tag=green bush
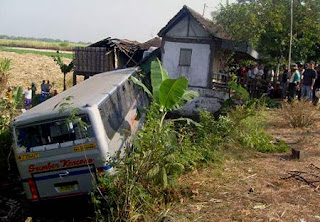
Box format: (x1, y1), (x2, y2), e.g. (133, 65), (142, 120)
(92, 98), (287, 221)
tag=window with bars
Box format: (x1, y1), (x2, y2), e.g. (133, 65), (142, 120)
(179, 48), (192, 66)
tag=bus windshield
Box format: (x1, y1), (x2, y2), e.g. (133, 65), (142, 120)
(15, 115), (93, 153)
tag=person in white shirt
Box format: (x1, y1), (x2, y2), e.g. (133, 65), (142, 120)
(256, 64), (264, 80)
(249, 64), (258, 78)
(24, 87), (32, 109)
(268, 68), (275, 82)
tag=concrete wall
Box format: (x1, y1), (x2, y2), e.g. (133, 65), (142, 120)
(162, 41), (211, 88)
(174, 87), (229, 116)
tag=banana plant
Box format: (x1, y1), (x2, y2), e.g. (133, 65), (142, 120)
(52, 51), (74, 91)
(130, 58), (199, 127)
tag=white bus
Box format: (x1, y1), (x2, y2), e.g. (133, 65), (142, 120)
(11, 67), (147, 201)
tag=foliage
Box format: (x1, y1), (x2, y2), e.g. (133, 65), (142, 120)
(52, 51), (74, 91)
(92, 59), (287, 220)
(214, 0), (320, 63)
(130, 58), (199, 127)
(92, 104), (185, 221)
(92, 97), (288, 220)
(220, 75), (250, 115)
(281, 100), (317, 128)
(229, 75), (249, 100)
(131, 59), (199, 111)
(0, 58), (11, 94)
(0, 86), (23, 173)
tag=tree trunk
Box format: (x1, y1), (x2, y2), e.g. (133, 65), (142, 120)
(63, 73), (66, 91)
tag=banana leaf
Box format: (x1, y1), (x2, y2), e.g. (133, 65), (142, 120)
(159, 77), (188, 110)
(151, 58), (169, 103)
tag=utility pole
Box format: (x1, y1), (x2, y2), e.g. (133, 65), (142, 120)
(202, 3), (207, 16)
(288, 0), (293, 68)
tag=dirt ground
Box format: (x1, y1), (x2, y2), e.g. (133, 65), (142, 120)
(170, 110), (320, 222)
(0, 51), (74, 93)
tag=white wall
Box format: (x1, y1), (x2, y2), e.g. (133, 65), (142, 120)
(166, 15), (210, 38)
(162, 41), (211, 88)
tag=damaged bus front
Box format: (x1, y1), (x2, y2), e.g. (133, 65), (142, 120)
(11, 68), (146, 201)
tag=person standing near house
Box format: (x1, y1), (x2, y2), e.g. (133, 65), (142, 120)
(256, 64), (264, 80)
(31, 82), (37, 99)
(301, 61), (316, 101)
(24, 87), (32, 109)
(46, 80), (52, 93)
(40, 80), (46, 93)
(281, 65), (288, 99)
(288, 64), (301, 102)
(312, 64), (320, 105)
(6, 86), (13, 103)
(268, 67), (275, 83)
(297, 64), (305, 101)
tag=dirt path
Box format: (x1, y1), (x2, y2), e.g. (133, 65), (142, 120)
(170, 110), (320, 221)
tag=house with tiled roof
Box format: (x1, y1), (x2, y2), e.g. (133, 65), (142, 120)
(159, 5), (258, 88)
(158, 5), (259, 115)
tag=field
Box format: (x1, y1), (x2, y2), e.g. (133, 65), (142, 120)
(1, 49), (319, 221)
(170, 110), (320, 221)
(0, 46), (73, 59)
(0, 38), (87, 51)
(0, 51), (75, 93)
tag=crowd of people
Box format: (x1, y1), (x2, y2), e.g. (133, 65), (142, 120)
(279, 61), (320, 104)
(6, 80), (58, 110)
(236, 61), (320, 104)
(236, 64), (277, 82)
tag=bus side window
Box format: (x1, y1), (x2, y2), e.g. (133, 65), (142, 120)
(100, 91), (122, 140)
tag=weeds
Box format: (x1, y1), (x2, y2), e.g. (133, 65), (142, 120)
(92, 99), (288, 221)
(92, 61), (288, 221)
(0, 58), (11, 94)
(281, 100), (318, 128)
(0, 86), (23, 174)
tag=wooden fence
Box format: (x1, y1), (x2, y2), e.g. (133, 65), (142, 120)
(212, 73), (271, 98)
(73, 47), (108, 75)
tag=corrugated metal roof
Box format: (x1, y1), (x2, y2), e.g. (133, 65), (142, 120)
(89, 37), (161, 52)
(139, 37), (162, 50)
(13, 67), (137, 124)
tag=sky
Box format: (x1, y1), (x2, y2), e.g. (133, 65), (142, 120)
(0, 0), (235, 43)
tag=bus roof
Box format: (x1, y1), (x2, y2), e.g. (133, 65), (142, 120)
(13, 67), (137, 124)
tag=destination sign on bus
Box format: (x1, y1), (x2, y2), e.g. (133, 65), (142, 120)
(28, 158), (94, 173)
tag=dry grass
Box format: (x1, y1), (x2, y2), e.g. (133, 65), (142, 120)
(0, 51), (80, 94)
(0, 39), (86, 51)
(169, 109), (320, 221)
(281, 100), (319, 128)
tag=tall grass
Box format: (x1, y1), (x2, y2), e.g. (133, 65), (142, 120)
(92, 100), (288, 221)
(0, 39), (87, 51)
(281, 100), (318, 128)
(0, 58), (11, 94)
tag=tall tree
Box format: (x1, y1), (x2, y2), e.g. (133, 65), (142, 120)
(214, 0), (320, 64)
(52, 51), (74, 91)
